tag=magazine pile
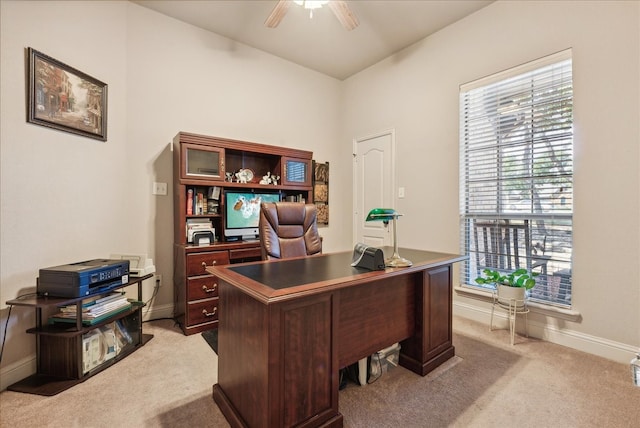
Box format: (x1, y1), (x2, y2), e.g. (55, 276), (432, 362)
(49, 292), (133, 326)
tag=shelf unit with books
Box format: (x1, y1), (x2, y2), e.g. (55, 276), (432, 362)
(4, 274), (153, 396)
(173, 132), (313, 335)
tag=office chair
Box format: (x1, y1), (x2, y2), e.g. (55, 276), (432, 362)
(258, 202), (322, 260)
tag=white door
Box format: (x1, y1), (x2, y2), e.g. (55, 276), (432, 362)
(353, 130), (395, 246)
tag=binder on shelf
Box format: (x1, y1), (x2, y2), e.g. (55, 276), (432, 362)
(82, 330), (103, 374)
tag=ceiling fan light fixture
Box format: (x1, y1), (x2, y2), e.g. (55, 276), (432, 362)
(266, 0), (358, 30)
(294, 0), (329, 19)
(294, 1), (329, 10)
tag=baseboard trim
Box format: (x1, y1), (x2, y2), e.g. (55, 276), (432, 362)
(140, 303), (174, 322)
(453, 301), (636, 364)
(0, 355), (36, 392)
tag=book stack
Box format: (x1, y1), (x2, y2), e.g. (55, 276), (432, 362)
(186, 186), (220, 215)
(49, 292), (133, 325)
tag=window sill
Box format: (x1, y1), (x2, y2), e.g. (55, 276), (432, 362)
(454, 285), (582, 322)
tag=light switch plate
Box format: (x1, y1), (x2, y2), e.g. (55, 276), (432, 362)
(153, 182), (168, 195)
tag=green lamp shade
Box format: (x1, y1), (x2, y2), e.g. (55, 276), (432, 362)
(364, 208), (412, 267)
(365, 208), (400, 222)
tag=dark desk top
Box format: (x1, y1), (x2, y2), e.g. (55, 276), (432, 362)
(209, 247), (466, 303)
(228, 252), (361, 290)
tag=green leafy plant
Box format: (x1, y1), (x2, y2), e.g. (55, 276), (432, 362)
(475, 268), (538, 290)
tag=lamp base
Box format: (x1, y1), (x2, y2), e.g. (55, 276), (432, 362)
(385, 255), (413, 268)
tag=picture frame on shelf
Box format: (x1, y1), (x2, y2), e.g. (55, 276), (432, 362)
(27, 47), (108, 141)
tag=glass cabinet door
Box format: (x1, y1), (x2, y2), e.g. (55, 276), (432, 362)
(281, 157), (312, 187)
(181, 143), (225, 181)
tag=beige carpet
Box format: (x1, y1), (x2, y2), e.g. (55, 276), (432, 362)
(1, 317), (638, 427)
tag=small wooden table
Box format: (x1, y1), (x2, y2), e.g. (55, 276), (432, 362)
(5, 274), (153, 396)
(209, 248), (466, 428)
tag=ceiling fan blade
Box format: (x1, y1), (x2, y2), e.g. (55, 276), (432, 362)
(265, 0), (292, 28)
(328, 0), (359, 31)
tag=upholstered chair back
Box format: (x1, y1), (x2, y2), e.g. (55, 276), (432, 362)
(259, 202), (322, 260)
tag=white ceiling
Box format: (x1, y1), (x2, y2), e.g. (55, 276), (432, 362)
(132, 0), (493, 80)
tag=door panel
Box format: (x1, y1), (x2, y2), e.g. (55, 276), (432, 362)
(354, 131), (394, 246)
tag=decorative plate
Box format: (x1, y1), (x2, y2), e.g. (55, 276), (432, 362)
(238, 168), (254, 182)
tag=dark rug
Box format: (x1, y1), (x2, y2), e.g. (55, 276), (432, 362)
(201, 329), (218, 354)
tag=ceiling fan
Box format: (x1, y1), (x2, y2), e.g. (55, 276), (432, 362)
(265, 0), (359, 31)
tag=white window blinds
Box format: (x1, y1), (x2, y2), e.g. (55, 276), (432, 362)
(459, 50), (573, 307)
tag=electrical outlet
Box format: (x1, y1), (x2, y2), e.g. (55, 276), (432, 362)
(155, 274), (162, 287)
(153, 182), (168, 195)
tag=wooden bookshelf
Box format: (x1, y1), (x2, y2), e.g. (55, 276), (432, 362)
(172, 132), (313, 335)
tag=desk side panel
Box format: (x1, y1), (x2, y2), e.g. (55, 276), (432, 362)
(400, 265), (454, 375)
(275, 294), (338, 427)
(426, 265), (453, 356)
(216, 280), (269, 427)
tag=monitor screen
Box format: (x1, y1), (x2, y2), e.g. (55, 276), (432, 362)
(224, 191), (280, 239)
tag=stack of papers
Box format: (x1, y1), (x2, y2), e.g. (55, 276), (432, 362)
(49, 293), (133, 325)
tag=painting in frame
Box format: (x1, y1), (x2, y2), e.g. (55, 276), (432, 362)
(313, 161), (329, 226)
(27, 47), (107, 141)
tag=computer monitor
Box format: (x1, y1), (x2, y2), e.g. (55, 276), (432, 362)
(223, 191), (281, 241)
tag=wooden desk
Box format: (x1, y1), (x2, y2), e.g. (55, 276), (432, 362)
(208, 248), (466, 428)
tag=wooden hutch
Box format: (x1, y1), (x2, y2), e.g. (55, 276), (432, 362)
(172, 132), (313, 335)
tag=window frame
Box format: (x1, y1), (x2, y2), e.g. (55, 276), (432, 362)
(459, 50), (574, 308)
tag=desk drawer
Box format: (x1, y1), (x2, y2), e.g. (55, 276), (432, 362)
(230, 247), (262, 261)
(186, 251), (230, 276)
(188, 276), (219, 301)
(187, 298), (218, 325)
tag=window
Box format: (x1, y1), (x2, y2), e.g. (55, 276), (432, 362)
(459, 50), (573, 307)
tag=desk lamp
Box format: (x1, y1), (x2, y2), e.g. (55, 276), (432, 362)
(365, 208), (412, 267)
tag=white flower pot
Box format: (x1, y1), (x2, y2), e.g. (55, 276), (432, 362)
(496, 284), (526, 309)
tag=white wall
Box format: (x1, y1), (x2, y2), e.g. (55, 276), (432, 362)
(0, 0), (347, 389)
(0, 1), (131, 386)
(122, 3), (347, 313)
(344, 0), (640, 360)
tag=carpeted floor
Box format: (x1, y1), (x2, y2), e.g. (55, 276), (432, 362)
(1, 317), (638, 427)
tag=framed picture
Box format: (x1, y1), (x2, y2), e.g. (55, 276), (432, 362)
(27, 48), (107, 141)
(313, 161), (329, 226)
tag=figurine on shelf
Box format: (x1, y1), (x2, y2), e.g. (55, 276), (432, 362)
(260, 172), (272, 185)
(271, 175), (280, 186)
(225, 172), (234, 182)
